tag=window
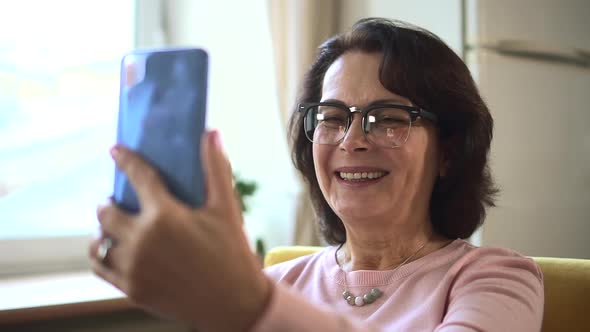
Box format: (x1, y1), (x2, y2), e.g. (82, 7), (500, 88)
(0, 0), (299, 276)
(0, 0), (135, 275)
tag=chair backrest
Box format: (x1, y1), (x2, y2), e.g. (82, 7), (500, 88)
(264, 246), (590, 332)
(264, 246), (322, 268)
(532, 257), (590, 332)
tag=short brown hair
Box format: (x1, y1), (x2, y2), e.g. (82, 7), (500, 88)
(288, 18), (497, 244)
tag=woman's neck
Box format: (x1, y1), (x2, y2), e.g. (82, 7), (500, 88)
(337, 226), (451, 272)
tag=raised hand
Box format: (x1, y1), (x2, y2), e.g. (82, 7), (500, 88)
(89, 130), (271, 331)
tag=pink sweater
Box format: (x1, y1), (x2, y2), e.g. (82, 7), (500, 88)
(253, 240), (544, 331)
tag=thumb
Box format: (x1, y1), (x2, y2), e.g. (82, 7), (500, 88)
(201, 130), (237, 209)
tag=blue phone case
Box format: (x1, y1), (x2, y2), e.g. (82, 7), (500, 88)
(113, 48), (208, 212)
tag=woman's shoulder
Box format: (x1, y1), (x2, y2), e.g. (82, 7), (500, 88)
(452, 239), (540, 264)
(446, 239), (544, 284)
(263, 246), (333, 284)
(433, 240), (544, 330)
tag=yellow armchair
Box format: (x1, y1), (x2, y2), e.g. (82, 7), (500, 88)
(265, 246), (590, 332)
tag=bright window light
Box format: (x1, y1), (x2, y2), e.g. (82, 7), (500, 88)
(0, 0), (135, 239)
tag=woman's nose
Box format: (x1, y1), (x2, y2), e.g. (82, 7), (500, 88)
(339, 114), (372, 151)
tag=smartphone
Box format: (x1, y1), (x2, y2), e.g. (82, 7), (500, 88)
(113, 48), (209, 213)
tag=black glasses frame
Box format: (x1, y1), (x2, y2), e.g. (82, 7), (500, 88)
(298, 101), (438, 147)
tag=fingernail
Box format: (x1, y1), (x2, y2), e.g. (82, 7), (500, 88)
(110, 145), (121, 160)
(211, 130), (224, 151)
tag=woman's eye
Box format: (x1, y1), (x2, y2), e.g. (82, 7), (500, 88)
(318, 108), (347, 126)
(324, 116), (345, 122)
(378, 117), (405, 124)
(322, 116), (347, 127)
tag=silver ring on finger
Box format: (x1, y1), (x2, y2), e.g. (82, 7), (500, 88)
(97, 236), (115, 265)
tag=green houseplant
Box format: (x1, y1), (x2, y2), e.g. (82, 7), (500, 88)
(234, 173), (257, 213)
(233, 173), (266, 261)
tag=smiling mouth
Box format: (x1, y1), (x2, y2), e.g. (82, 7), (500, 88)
(337, 171), (388, 181)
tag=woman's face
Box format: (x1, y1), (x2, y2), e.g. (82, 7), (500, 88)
(313, 51), (443, 227)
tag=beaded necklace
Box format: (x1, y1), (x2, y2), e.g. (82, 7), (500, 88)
(335, 239), (430, 307)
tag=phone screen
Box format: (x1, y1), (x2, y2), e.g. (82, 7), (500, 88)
(113, 48), (208, 212)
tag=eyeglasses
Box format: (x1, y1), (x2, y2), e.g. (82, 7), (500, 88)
(298, 102), (437, 148)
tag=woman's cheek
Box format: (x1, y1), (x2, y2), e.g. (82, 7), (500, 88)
(313, 146), (333, 200)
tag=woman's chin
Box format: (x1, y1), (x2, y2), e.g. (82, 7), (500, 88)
(334, 203), (387, 223)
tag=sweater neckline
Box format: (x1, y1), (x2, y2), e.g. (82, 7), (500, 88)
(326, 239), (466, 287)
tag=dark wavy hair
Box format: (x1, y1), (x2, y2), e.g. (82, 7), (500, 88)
(288, 18), (498, 245)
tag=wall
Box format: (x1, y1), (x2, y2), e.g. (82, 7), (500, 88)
(467, 0), (590, 258)
(339, 0), (463, 55)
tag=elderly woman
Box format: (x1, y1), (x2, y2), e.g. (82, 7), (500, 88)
(90, 18), (544, 331)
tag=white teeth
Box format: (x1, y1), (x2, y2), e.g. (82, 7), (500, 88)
(339, 171), (385, 181)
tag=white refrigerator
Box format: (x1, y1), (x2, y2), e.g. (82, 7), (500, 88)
(464, 0), (590, 258)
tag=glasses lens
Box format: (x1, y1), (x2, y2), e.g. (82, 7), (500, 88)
(304, 104), (348, 144)
(365, 107), (411, 148)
